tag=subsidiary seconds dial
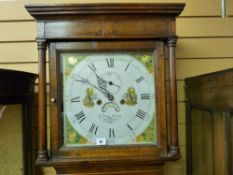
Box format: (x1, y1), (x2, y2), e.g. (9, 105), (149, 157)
(64, 53), (155, 145)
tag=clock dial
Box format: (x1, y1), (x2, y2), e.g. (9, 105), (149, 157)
(62, 52), (156, 146)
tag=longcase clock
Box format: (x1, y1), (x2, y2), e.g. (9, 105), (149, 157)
(25, 3), (185, 175)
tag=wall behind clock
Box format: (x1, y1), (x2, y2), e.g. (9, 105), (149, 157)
(0, 0), (233, 175)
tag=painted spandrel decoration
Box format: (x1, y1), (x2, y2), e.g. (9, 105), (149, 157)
(61, 52), (157, 146)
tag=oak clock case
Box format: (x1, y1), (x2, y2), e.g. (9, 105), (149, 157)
(25, 3), (185, 175)
(49, 42), (166, 158)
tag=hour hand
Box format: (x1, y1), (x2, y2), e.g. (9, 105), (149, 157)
(94, 74), (115, 101)
(94, 72), (120, 89)
(94, 72), (106, 89)
(75, 75), (114, 101)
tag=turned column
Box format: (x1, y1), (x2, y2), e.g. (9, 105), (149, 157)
(167, 37), (180, 158)
(36, 39), (48, 162)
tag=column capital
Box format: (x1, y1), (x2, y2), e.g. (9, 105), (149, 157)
(167, 37), (178, 47)
(36, 39), (47, 50)
(37, 150), (49, 162)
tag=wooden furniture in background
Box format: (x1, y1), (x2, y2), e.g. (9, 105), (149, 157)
(0, 69), (37, 175)
(25, 3), (185, 175)
(186, 68), (233, 175)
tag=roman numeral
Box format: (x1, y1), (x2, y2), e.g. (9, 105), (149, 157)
(71, 96), (80, 102)
(136, 76), (145, 83)
(106, 58), (114, 68)
(127, 124), (134, 131)
(88, 63), (96, 72)
(136, 109), (147, 120)
(109, 128), (115, 138)
(141, 94), (150, 100)
(74, 111), (86, 123)
(89, 123), (98, 135)
(125, 63), (130, 71)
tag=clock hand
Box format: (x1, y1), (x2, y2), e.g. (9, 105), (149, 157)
(94, 72), (120, 88)
(89, 81), (115, 101)
(93, 74), (116, 101)
(108, 81), (120, 88)
(76, 76), (104, 93)
(75, 76), (114, 101)
(94, 72), (107, 90)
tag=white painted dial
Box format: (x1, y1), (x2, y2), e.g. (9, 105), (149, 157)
(64, 53), (155, 145)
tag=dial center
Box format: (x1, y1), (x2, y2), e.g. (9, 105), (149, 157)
(108, 94), (114, 101)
